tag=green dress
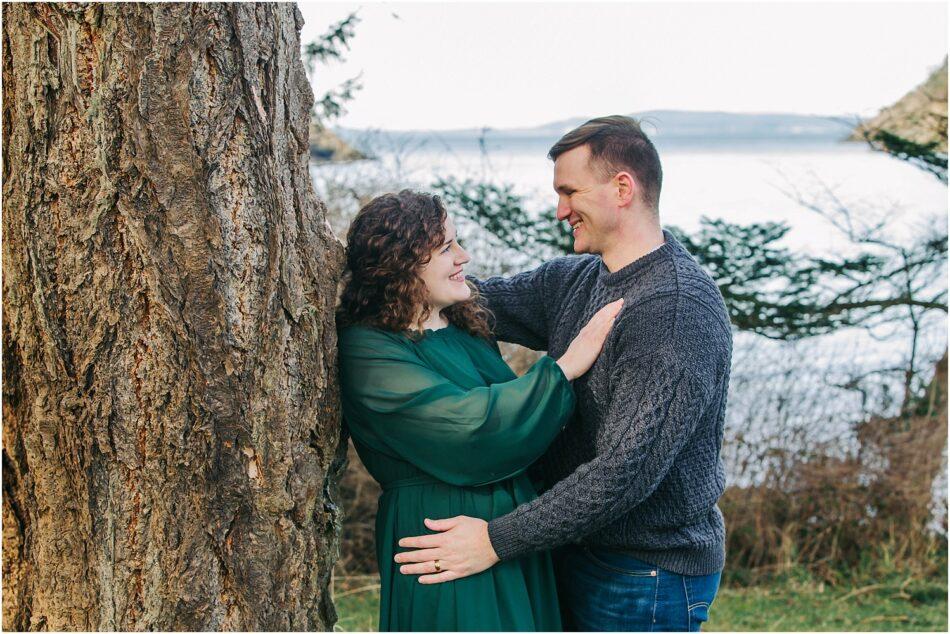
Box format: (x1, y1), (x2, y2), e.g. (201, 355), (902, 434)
(338, 323), (575, 632)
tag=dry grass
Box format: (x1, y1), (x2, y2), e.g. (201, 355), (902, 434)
(335, 443), (381, 575)
(722, 353), (947, 585)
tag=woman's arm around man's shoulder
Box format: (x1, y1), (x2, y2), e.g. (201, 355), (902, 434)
(467, 254), (599, 350)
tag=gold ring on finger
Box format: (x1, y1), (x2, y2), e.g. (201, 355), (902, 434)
(434, 559), (442, 572)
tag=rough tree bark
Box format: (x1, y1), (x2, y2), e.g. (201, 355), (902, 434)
(2, 2), (345, 630)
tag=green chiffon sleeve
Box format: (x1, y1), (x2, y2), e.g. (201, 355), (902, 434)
(339, 327), (575, 487)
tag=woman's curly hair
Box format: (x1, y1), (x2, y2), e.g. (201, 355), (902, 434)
(337, 190), (492, 339)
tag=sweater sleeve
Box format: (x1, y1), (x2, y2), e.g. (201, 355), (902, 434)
(468, 265), (550, 350)
(469, 256), (593, 350)
(338, 328), (575, 488)
(486, 350), (715, 560)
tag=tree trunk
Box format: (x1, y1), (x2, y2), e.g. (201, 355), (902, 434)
(2, 2), (345, 630)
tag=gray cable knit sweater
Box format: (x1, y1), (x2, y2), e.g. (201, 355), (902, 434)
(476, 230), (732, 576)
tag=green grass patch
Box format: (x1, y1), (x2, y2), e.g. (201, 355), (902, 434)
(333, 575), (380, 632)
(333, 570), (948, 632)
(707, 574), (947, 631)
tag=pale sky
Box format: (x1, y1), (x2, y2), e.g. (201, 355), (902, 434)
(297, 1), (948, 130)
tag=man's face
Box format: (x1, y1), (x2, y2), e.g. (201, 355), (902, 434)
(553, 145), (620, 255)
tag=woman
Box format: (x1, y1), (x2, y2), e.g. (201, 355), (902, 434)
(337, 190), (622, 631)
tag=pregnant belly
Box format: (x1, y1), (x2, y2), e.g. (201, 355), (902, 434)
(375, 473), (537, 558)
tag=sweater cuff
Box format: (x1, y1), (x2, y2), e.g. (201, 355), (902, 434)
(487, 513), (529, 562)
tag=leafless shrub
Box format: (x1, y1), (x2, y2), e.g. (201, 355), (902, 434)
(722, 352), (947, 584)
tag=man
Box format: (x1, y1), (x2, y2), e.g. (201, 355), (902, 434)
(394, 115), (732, 631)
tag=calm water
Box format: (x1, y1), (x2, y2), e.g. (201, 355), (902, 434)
(314, 135), (947, 254)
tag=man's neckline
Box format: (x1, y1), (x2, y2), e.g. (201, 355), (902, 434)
(597, 229), (678, 287)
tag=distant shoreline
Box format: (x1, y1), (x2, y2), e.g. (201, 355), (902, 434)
(333, 110), (855, 147)
(315, 133), (863, 166)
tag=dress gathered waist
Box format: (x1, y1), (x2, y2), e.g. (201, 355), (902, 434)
(380, 474), (443, 491)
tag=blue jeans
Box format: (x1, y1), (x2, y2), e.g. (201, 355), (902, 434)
(554, 544), (721, 631)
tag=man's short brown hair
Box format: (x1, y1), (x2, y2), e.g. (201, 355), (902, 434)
(548, 115), (663, 211)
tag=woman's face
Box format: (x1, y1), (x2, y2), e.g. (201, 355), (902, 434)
(418, 215), (472, 312)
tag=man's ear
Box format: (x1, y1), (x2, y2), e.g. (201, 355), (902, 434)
(615, 171), (637, 207)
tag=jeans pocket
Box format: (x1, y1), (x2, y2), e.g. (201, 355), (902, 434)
(684, 571), (720, 631)
(687, 601), (710, 629)
(566, 546), (660, 631)
(581, 546), (659, 577)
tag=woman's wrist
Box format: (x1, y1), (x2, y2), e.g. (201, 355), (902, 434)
(555, 357), (576, 381)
